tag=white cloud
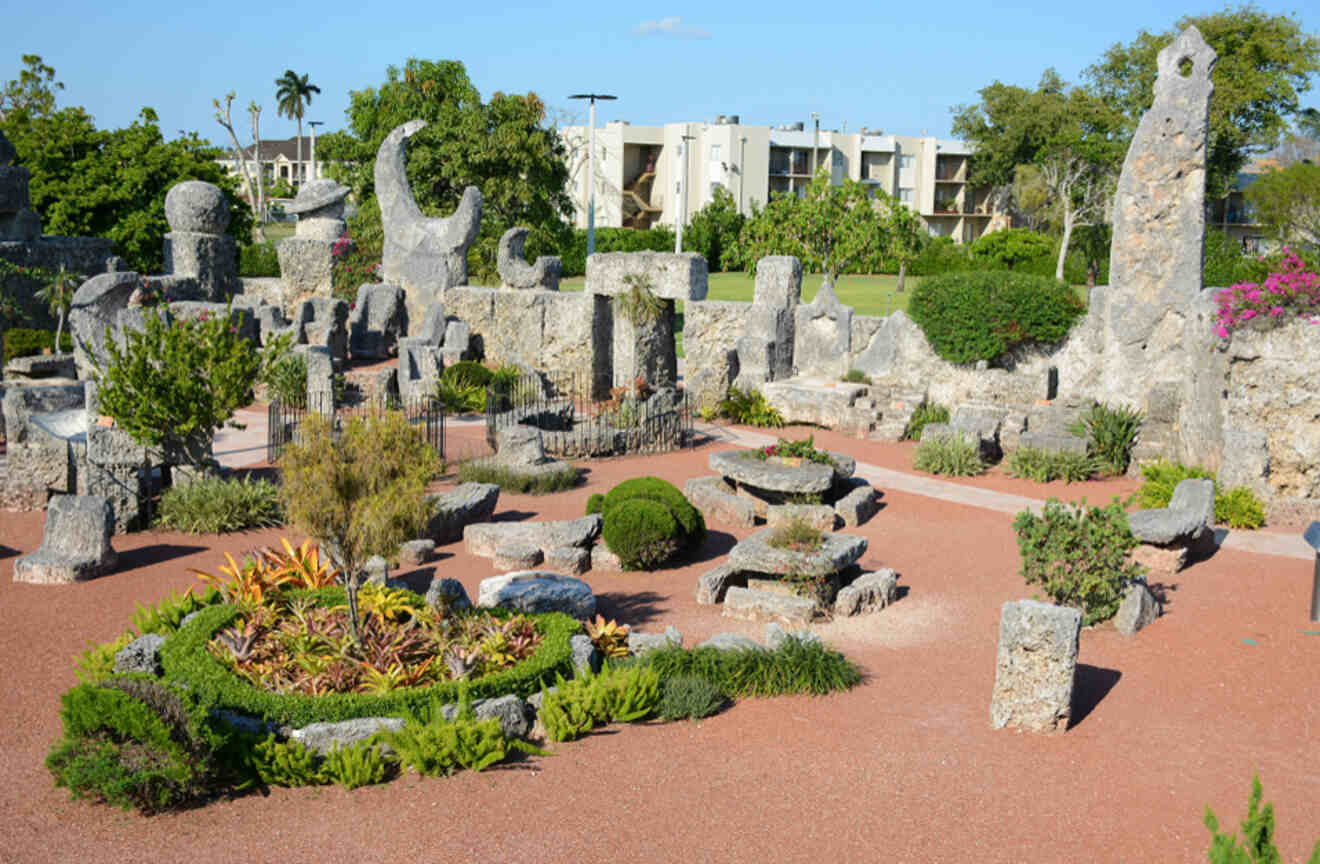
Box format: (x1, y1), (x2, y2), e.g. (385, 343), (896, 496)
(634, 16), (711, 39)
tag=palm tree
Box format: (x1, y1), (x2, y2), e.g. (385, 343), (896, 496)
(36, 265), (82, 355)
(274, 70), (321, 185)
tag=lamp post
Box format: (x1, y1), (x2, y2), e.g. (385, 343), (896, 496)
(308, 120), (324, 183)
(569, 93), (617, 257)
(811, 111), (820, 181)
(738, 135), (747, 214)
(676, 132), (695, 253)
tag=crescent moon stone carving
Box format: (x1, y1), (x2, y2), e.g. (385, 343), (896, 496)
(496, 226), (562, 291)
(375, 119), (482, 327)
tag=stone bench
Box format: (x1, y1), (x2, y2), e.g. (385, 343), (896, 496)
(1126, 478), (1214, 580)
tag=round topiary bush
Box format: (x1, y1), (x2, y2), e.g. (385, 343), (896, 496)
(601, 498), (682, 570)
(908, 271), (1085, 365)
(595, 476), (706, 569)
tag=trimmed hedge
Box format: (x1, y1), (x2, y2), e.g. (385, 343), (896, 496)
(2, 327), (72, 364)
(600, 477), (706, 550)
(594, 476), (706, 569)
(159, 587), (582, 728)
(908, 271), (1085, 365)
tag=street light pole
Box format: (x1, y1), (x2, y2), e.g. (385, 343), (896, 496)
(811, 111), (820, 180)
(308, 120), (323, 182)
(569, 93), (617, 257)
(677, 132), (695, 253)
(738, 135), (747, 214)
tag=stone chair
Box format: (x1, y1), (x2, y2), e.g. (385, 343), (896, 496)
(13, 494), (117, 584)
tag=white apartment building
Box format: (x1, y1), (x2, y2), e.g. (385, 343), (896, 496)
(561, 116), (1005, 243)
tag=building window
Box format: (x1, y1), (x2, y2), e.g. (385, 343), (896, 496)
(898, 187), (914, 203)
(899, 155), (915, 171)
(710, 144), (721, 161)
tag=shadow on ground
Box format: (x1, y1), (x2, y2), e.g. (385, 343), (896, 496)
(1069, 664), (1122, 729)
(115, 544), (208, 571)
(595, 590), (668, 627)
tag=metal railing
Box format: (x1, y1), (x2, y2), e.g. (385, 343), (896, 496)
(267, 392), (446, 463)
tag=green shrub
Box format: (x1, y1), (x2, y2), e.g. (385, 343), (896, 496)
(913, 434), (985, 476)
(554, 226), (676, 278)
(131, 586), (221, 637)
(585, 493), (605, 515)
(1, 327), (72, 363)
(238, 242), (281, 278)
(602, 498), (682, 570)
(456, 459), (579, 494)
(638, 639), (862, 698)
(659, 675), (728, 721)
(906, 236), (973, 277)
(901, 401), (949, 441)
(321, 740), (392, 790)
(1069, 402), (1143, 475)
(260, 350), (306, 406)
(251, 735), (325, 787)
(74, 632), (136, 684)
(155, 475), (283, 534)
(159, 595), (582, 728)
(969, 228), (1054, 270)
(1006, 446), (1099, 483)
(1216, 486), (1266, 530)
(840, 369), (871, 384)
(46, 680), (217, 813)
(1137, 460), (1217, 508)
(907, 271), (1085, 365)
(1012, 497), (1143, 625)
(716, 387), (784, 428)
(598, 477), (705, 569)
(538, 664), (662, 742)
(767, 516), (824, 552)
(1204, 774), (1320, 864)
(435, 361), (494, 414)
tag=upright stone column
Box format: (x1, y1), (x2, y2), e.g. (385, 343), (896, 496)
(734, 256), (801, 391)
(989, 600), (1081, 734)
(277, 179), (350, 318)
(0, 129), (41, 241)
(1100, 26), (1219, 463)
(162, 181), (237, 301)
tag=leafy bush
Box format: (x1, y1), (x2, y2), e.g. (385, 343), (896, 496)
(238, 242), (280, 278)
(1070, 402), (1143, 475)
(597, 477), (706, 570)
(94, 303), (286, 466)
(1, 327), (72, 363)
(74, 632), (136, 685)
(638, 639), (862, 698)
(1012, 497), (1143, 625)
(156, 475), (283, 534)
(1215, 486), (1266, 530)
(602, 498), (682, 570)
(658, 675), (728, 721)
(376, 691), (544, 777)
(969, 228), (1054, 270)
(907, 271), (1085, 365)
(456, 459), (579, 494)
(435, 361), (494, 414)
(585, 493), (605, 515)
(278, 411), (442, 642)
(840, 369), (871, 384)
(754, 435), (835, 467)
(538, 664), (662, 742)
(683, 186), (745, 272)
(913, 434), (985, 476)
(1005, 446), (1099, 483)
(901, 401), (949, 441)
(260, 349), (306, 406)
(132, 586), (221, 637)
(716, 388), (784, 428)
(906, 236), (974, 277)
(321, 740), (393, 790)
(46, 680), (217, 813)
(767, 516), (824, 553)
(1204, 774), (1320, 864)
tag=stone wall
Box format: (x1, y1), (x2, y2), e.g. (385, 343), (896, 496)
(0, 237), (117, 329)
(444, 286), (604, 386)
(684, 300), (750, 411)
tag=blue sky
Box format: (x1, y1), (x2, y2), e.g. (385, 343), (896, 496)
(4, 0), (1317, 146)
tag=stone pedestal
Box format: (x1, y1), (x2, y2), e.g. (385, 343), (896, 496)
(612, 299), (677, 388)
(278, 238), (335, 316)
(989, 600), (1081, 734)
(163, 232), (237, 300)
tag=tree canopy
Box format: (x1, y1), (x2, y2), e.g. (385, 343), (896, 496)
(315, 58), (573, 283)
(1246, 161), (1320, 247)
(1085, 5), (1320, 198)
(1, 55), (252, 273)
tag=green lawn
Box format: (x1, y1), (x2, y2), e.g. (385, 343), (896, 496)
(559, 271), (920, 318)
(260, 221), (296, 243)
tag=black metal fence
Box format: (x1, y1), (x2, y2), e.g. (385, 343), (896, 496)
(484, 371), (692, 459)
(267, 393), (446, 463)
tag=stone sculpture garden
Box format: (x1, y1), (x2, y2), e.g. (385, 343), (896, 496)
(1, 27), (1319, 862)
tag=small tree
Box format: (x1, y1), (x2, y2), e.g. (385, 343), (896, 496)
(94, 302), (281, 468)
(278, 411), (440, 644)
(683, 186), (746, 272)
(36, 265), (81, 354)
(876, 190), (925, 292)
(1205, 774), (1320, 864)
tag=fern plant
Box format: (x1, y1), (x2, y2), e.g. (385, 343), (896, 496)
(321, 740), (392, 790)
(1204, 774), (1320, 864)
(376, 690), (545, 777)
(539, 664), (662, 742)
(1069, 401), (1143, 475)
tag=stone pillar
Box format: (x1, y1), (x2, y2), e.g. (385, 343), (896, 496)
(613, 299), (677, 389)
(278, 179), (350, 318)
(0, 129), (41, 241)
(734, 256), (801, 391)
(303, 345), (335, 416)
(162, 181), (238, 301)
(989, 600), (1081, 734)
(1099, 26), (1220, 465)
(83, 425), (146, 534)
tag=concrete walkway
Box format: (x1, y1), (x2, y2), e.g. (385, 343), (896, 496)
(698, 422), (1315, 562)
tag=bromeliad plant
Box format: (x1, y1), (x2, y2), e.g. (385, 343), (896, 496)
(753, 434), (835, 467)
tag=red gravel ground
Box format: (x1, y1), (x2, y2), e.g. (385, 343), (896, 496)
(2, 424), (1318, 863)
